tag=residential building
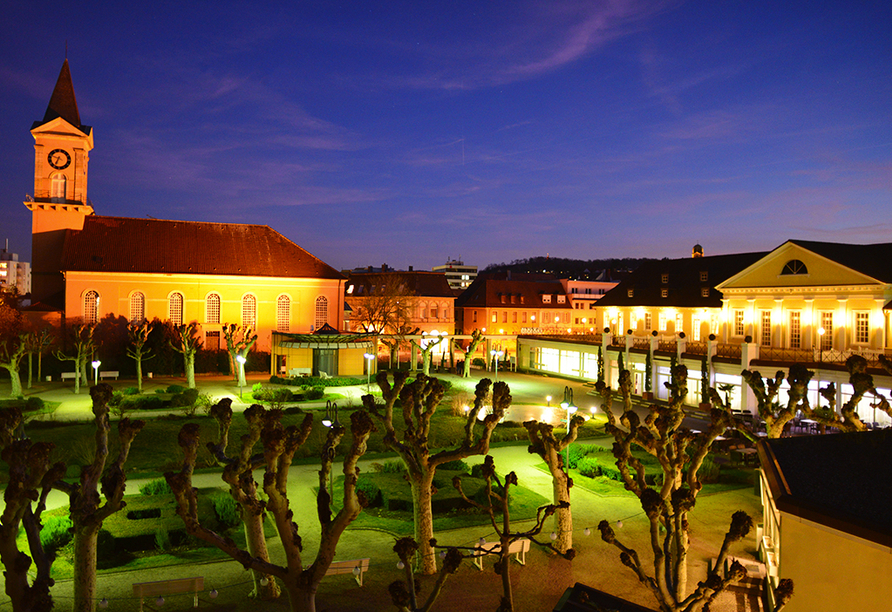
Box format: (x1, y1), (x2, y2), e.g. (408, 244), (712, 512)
(344, 269), (455, 335)
(432, 258), (477, 291)
(0, 245), (30, 296)
(559, 278), (618, 331)
(758, 430), (892, 612)
(23, 60), (363, 376)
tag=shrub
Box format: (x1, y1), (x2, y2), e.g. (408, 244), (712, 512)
(121, 395), (167, 411)
(380, 460), (405, 473)
(212, 494), (241, 529)
(154, 527), (172, 551)
(254, 387), (294, 408)
(252, 382), (263, 394)
(698, 456), (721, 483)
(438, 459), (470, 473)
(470, 463), (486, 478)
(356, 477), (383, 507)
(472, 357), (486, 368)
(122, 387), (140, 396)
(25, 396), (45, 412)
(140, 479), (173, 496)
(576, 456), (600, 478)
(196, 392), (214, 415)
(305, 386), (324, 400)
(41, 515), (73, 552)
(166, 384), (186, 394)
(171, 388), (199, 408)
(567, 445), (591, 470)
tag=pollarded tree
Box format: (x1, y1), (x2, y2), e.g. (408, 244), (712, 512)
(361, 372), (509, 574)
(54, 324), (95, 394)
(53, 384), (145, 612)
(523, 413), (585, 555)
(411, 333), (446, 376)
(166, 407), (376, 612)
(0, 333), (26, 398)
(453, 329), (485, 378)
(205, 400), (280, 600)
(453, 455), (572, 612)
(223, 323), (257, 387)
(595, 364), (734, 602)
(126, 322), (154, 393)
(0, 406), (67, 612)
(739, 364), (811, 438)
(170, 322), (202, 389)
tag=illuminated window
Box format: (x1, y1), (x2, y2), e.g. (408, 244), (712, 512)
(675, 313), (683, 335)
(820, 312), (833, 350)
(645, 313), (652, 331)
(130, 292), (145, 323)
(700, 271), (708, 282)
(693, 317), (702, 341)
(658, 312), (667, 331)
(627, 289), (634, 298)
(205, 331), (220, 351)
(206, 293), (221, 324)
(83, 290), (99, 324)
(522, 312), (527, 323)
(855, 312), (869, 344)
(701, 287), (710, 298)
(781, 260), (808, 275)
(734, 310), (745, 336)
(761, 311), (771, 347)
(557, 295), (566, 304)
(542, 294), (552, 304)
(492, 312), (498, 323)
(169, 292), (184, 325)
(277, 295), (291, 332)
(50, 173), (67, 199)
(661, 274), (669, 284)
(502, 312), (507, 323)
(314, 296), (328, 329)
(661, 288), (668, 298)
(243, 294), (257, 328)
(789, 311), (801, 348)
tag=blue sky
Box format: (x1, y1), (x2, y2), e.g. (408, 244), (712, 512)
(1, 1), (890, 272)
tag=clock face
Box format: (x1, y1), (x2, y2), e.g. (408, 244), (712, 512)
(48, 148), (71, 170)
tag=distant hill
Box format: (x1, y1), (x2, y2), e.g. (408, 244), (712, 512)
(483, 256), (655, 280)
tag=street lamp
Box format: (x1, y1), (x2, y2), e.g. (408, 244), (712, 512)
(235, 354), (247, 398)
(490, 349), (504, 380)
(363, 352), (375, 392)
(91, 360), (101, 386)
(560, 386), (577, 468)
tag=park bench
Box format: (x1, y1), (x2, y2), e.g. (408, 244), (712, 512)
(99, 370), (120, 380)
(473, 538), (530, 570)
(325, 558), (370, 586)
(61, 372), (78, 381)
(133, 576), (204, 611)
(289, 367), (313, 377)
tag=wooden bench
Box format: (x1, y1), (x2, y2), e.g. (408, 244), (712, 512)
(133, 576), (204, 611)
(289, 367), (313, 377)
(325, 558), (370, 586)
(61, 372), (78, 381)
(473, 539), (530, 570)
(99, 370), (120, 380)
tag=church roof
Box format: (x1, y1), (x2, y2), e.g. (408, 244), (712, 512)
(33, 60), (91, 135)
(60, 216), (344, 280)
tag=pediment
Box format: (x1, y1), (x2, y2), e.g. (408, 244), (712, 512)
(718, 241), (882, 290)
(31, 117), (92, 142)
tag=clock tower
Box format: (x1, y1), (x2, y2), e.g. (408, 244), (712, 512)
(25, 59), (95, 305)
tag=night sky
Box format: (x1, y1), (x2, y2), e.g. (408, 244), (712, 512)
(2, 1), (890, 272)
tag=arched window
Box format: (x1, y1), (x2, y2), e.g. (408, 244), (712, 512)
(781, 260), (808, 275)
(315, 296), (328, 330)
(169, 292), (184, 325)
(130, 292), (145, 323)
(242, 294), (257, 328)
(50, 173), (67, 200)
(277, 295), (291, 332)
(206, 293), (221, 324)
(83, 290), (99, 324)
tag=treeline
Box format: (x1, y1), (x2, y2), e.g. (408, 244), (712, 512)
(483, 255), (654, 280)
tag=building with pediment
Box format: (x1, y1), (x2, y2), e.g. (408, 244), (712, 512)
(23, 61), (365, 376)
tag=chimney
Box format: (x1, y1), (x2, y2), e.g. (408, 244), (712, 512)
(408, 265), (413, 271)
(382, 263), (388, 272)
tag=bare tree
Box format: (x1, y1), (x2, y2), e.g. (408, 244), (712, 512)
(53, 384), (145, 612)
(171, 322), (202, 389)
(166, 407), (376, 612)
(412, 334), (446, 376)
(22, 329), (53, 390)
(361, 372), (508, 574)
(739, 364), (810, 438)
(0, 406), (67, 612)
(348, 274), (416, 336)
(453, 329), (485, 378)
(223, 323), (257, 387)
(0, 333), (26, 398)
(389, 538), (463, 612)
(522, 413), (585, 555)
(53, 324), (95, 394)
(126, 322), (154, 393)
(453, 455), (572, 611)
(204, 400), (281, 600)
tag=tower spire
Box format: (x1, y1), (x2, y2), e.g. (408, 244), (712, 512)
(41, 59), (81, 129)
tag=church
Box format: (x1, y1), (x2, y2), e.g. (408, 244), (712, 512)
(24, 60), (372, 377)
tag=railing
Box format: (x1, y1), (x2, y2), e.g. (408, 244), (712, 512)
(714, 344), (742, 359)
(632, 338), (650, 350)
(684, 342), (708, 355)
(657, 341), (676, 353)
(611, 335), (626, 347)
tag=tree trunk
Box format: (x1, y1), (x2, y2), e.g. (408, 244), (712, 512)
(238, 361), (247, 387)
(549, 465), (573, 554)
(411, 472), (437, 574)
(3, 365), (22, 398)
(244, 514), (280, 599)
(27, 353), (33, 389)
(284, 584), (316, 612)
(136, 358), (143, 393)
(185, 353), (196, 389)
(72, 525), (99, 612)
(37, 353), (43, 384)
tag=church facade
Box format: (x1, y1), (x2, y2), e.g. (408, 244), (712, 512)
(25, 61), (365, 375)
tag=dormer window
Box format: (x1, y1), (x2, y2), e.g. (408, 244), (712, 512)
(700, 271), (708, 282)
(542, 294), (552, 304)
(661, 273), (669, 284)
(347, 284), (354, 294)
(627, 289), (634, 298)
(557, 295), (566, 304)
(701, 287), (710, 298)
(661, 288), (669, 298)
(781, 260), (808, 275)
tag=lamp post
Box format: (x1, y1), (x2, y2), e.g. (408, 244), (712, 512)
(560, 386), (577, 469)
(490, 349), (504, 380)
(363, 352), (375, 392)
(235, 354), (246, 399)
(91, 360), (101, 386)
(322, 400), (340, 504)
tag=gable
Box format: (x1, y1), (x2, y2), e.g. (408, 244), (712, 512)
(718, 241), (884, 290)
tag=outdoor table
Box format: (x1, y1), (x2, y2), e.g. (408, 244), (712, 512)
(730, 447), (758, 466)
(800, 419), (818, 434)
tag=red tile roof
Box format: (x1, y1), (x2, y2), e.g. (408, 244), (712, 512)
(61, 215), (343, 279)
(346, 271), (454, 298)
